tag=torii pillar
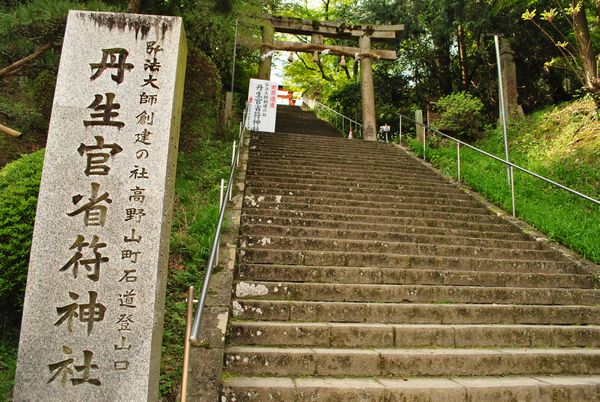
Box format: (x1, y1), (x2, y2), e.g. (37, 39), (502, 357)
(359, 35), (376, 140)
(255, 16), (403, 141)
(258, 22), (274, 80)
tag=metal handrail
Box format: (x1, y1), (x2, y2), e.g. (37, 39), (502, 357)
(189, 106), (248, 342)
(397, 112), (600, 214)
(310, 98), (363, 138)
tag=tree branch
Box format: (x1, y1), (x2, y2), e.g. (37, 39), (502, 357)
(0, 42), (59, 79)
(295, 53), (316, 70)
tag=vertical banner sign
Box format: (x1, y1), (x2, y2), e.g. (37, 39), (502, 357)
(14, 11), (186, 401)
(245, 78), (278, 133)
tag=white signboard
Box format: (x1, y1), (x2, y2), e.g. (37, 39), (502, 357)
(246, 78), (278, 132)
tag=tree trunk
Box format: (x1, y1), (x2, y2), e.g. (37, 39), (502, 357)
(571, 1), (600, 107)
(127, 0), (142, 13)
(572, 1), (596, 86)
(433, 35), (452, 96)
(456, 24), (468, 90)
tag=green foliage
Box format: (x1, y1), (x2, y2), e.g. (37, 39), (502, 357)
(407, 97), (600, 263)
(160, 137), (232, 401)
(0, 149), (44, 325)
(435, 92), (484, 140)
(0, 327), (18, 402)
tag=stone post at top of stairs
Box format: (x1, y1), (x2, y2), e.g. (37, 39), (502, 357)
(415, 109), (425, 144)
(359, 34), (377, 141)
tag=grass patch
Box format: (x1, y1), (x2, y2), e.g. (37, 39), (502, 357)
(406, 97), (600, 263)
(0, 327), (18, 401)
(160, 136), (233, 401)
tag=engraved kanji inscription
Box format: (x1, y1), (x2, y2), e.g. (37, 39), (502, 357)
(55, 291), (106, 335)
(83, 93), (124, 128)
(47, 347), (101, 387)
(124, 208), (146, 223)
(121, 249), (141, 263)
(60, 235), (108, 281)
(68, 183), (112, 227)
(118, 289), (137, 308)
(77, 135), (123, 176)
(134, 129), (152, 145)
(90, 48), (134, 84)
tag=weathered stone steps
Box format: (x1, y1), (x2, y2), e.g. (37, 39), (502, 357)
(248, 161), (445, 179)
(237, 264), (598, 289)
(232, 300), (600, 325)
(241, 215), (529, 241)
(246, 176), (467, 196)
(233, 281), (600, 305)
(215, 109), (600, 401)
(243, 194), (490, 215)
(241, 224), (543, 249)
(242, 210), (520, 233)
(221, 375), (600, 402)
(240, 249), (584, 274)
(245, 182), (473, 200)
(240, 235), (560, 260)
(249, 151), (437, 169)
(224, 347), (600, 377)
(243, 201), (501, 223)
(230, 322), (600, 348)
(247, 168), (454, 187)
(244, 187), (483, 207)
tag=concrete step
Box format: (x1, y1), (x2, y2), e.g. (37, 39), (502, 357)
(247, 164), (450, 187)
(231, 300), (600, 325)
(240, 248), (583, 274)
(249, 148), (409, 163)
(246, 170), (460, 190)
(245, 181), (472, 200)
(221, 375), (600, 402)
(246, 176), (467, 197)
(249, 151), (433, 170)
(224, 347), (600, 377)
(236, 264), (598, 289)
(248, 160), (441, 179)
(240, 235), (560, 261)
(242, 200), (503, 224)
(230, 322), (600, 348)
(241, 224), (543, 249)
(241, 209), (520, 234)
(244, 186), (482, 207)
(233, 281), (600, 305)
(241, 215), (530, 241)
(242, 193), (490, 215)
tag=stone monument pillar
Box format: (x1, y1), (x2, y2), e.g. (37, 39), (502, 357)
(500, 38), (524, 121)
(14, 11), (186, 401)
(415, 109), (425, 144)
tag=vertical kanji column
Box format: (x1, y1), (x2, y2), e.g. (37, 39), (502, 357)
(15, 11), (186, 401)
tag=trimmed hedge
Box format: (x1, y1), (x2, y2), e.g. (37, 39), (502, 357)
(0, 149), (44, 326)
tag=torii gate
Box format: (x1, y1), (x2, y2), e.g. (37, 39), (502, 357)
(258, 16), (403, 141)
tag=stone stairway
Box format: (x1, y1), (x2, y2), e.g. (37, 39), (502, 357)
(221, 106), (600, 401)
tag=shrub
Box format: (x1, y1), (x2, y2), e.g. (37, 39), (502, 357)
(436, 92), (484, 140)
(0, 149), (44, 326)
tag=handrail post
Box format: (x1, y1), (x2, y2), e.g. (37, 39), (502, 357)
(180, 286), (194, 402)
(422, 125), (426, 160)
(215, 178), (225, 268)
(457, 142), (461, 182)
(510, 166), (516, 217)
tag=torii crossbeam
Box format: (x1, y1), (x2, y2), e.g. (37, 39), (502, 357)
(258, 16), (403, 141)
